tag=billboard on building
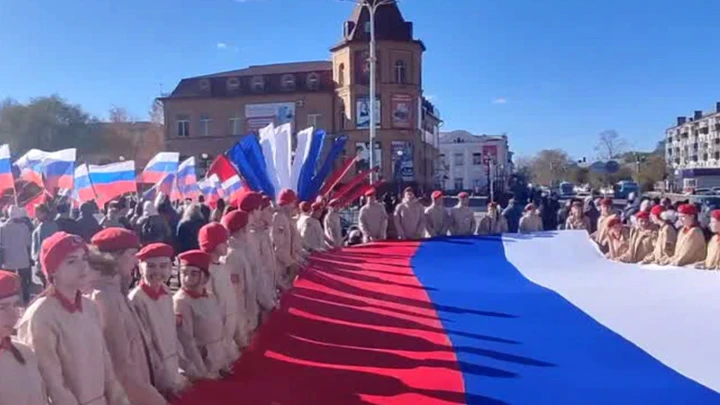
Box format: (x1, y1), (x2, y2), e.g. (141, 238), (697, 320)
(355, 141), (382, 172)
(391, 94), (413, 128)
(392, 141), (415, 181)
(244, 102), (295, 133)
(356, 96), (381, 129)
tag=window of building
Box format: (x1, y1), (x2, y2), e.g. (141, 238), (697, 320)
(364, 21), (371, 33)
(472, 178), (483, 189)
(227, 78), (240, 92)
(394, 60), (407, 84)
(281, 74), (296, 91)
(199, 114), (211, 136)
(307, 114), (322, 128)
(715, 152), (720, 160)
(306, 72), (320, 90)
(439, 154), (446, 165)
(714, 138), (720, 145)
(251, 76), (265, 92)
(198, 79), (210, 91)
(338, 64), (345, 86)
(453, 153), (464, 166)
(472, 153), (483, 165)
(338, 104), (346, 130)
(454, 177), (464, 190)
(703, 153), (709, 161)
(228, 117), (242, 136)
(176, 115), (190, 137)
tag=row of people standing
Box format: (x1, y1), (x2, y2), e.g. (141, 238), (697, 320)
(0, 188), (309, 405)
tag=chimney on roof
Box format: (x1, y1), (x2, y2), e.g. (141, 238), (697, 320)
(677, 116), (687, 126)
(694, 110), (703, 120)
(716, 102), (720, 113)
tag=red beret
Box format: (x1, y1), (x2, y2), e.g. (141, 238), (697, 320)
(198, 222), (229, 253)
(261, 195), (271, 209)
(678, 204), (697, 216)
(328, 198), (340, 207)
(458, 192), (469, 199)
(277, 189), (298, 206)
(222, 210), (249, 233)
(364, 188), (376, 197)
(431, 190), (443, 200)
(0, 270), (20, 300)
(600, 198), (613, 207)
(607, 217), (622, 228)
(711, 210), (720, 221)
(91, 228), (140, 252)
(238, 192), (263, 212)
(178, 250), (211, 275)
(635, 211), (650, 220)
(651, 205), (664, 217)
(525, 203), (535, 212)
(41, 232), (88, 278)
(136, 243), (174, 261)
(311, 202), (323, 211)
(299, 201), (311, 213)
(403, 187), (414, 194)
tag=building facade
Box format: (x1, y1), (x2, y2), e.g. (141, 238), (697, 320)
(665, 102), (720, 191)
(161, 3), (441, 191)
(438, 130), (513, 194)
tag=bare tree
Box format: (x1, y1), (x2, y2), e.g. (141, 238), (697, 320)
(529, 149), (572, 186)
(595, 130), (627, 161)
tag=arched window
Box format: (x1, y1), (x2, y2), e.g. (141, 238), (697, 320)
(226, 77), (240, 92)
(281, 74), (296, 91)
(251, 76), (265, 92)
(338, 64), (345, 86)
(306, 72), (320, 90)
(395, 60), (407, 84)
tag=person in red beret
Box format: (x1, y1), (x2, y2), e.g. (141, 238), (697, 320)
(17, 232), (131, 405)
(0, 270), (48, 404)
(270, 189), (305, 292)
(448, 192), (475, 236)
(358, 187), (388, 243)
(640, 205), (678, 265)
(393, 187), (426, 240)
(297, 202), (326, 252)
(173, 250), (230, 380)
(594, 198), (616, 247)
(564, 201), (591, 232)
(198, 223), (241, 366)
(424, 190), (450, 237)
(695, 210), (720, 270)
(519, 203), (544, 234)
(221, 210), (257, 348)
(604, 217), (629, 261)
(616, 211), (656, 263)
(87, 228), (167, 405)
(323, 199), (343, 249)
(128, 243), (189, 398)
(661, 204), (706, 267)
(476, 201), (509, 235)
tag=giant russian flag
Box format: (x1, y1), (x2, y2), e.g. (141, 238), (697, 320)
(174, 231), (720, 405)
(0, 145), (15, 193)
(88, 161), (136, 207)
(137, 152), (179, 184)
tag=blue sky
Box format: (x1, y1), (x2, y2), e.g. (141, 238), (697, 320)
(1, 0), (719, 159)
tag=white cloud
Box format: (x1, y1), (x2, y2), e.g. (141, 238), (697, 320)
(216, 42), (228, 49)
(425, 94), (438, 101)
(492, 97), (507, 104)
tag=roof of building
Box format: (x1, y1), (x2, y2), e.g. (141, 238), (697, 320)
(331, 3), (425, 51)
(193, 60), (332, 79)
(440, 130), (507, 144)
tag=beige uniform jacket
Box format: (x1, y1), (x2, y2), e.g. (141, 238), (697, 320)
(476, 214), (509, 235)
(664, 226), (706, 267)
(358, 202), (388, 242)
(298, 215), (325, 252)
(424, 205), (450, 237)
(17, 294), (130, 405)
(519, 214), (543, 233)
(128, 285), (188, 396)
(0, 339), (48, 405)
(606, 233), (630, 261)
(323, 210), (343, 249)
(449, 206), (476, 236)
(641, 224), (677, 264)
(88, 277), (166, 405)
(618, 228), (656, 263)
(394, 200), (426, 240)
(565, 216), (591, 231)
(225, 236), (256, 347)
(207, 262), (241, 364)
(700, 235), (720, 270)
(248, 228), (278, 312)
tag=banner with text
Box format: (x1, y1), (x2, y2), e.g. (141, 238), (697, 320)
(245, 102), (295, 133)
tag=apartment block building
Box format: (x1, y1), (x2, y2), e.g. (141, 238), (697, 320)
(666, 102), (720, 190)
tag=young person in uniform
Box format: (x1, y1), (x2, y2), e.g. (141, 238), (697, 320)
(270, 190), (304, 291)
(88, 229), (167, 405)
(640, 205), (678, 265)
(518, 203), (543, 233)
(323, 199), (343, 249)
(258, 194), (284, 295)
(662, 204), (706, 267)
(696, 210), (720, 270)
(247, 193), (280, 324)
(358, 188), (388, 243)
(424, 191), (450, 237)
(449, 192), (475, 236)
(594, 198), (614, 247)
(564, 201), (591, 231)
(198, 223), (240, 365)
(393, 187), (426, 240)
(297, 202), (326, 252)
(173, 250), (231, 380)
(221, 210), (255, 348)
(617, 211), (656, 264)
(604, 217), (629, 261)
(128, 243), (189, 398)
(17, 232), (131, 405)
(476, 202), (509, 235)
(0, 270), (47, 405)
